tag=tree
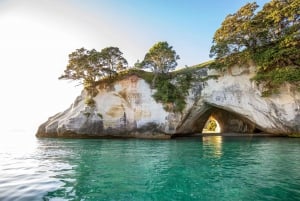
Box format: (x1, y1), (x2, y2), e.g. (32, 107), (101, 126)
(141, 41), (179, 87)
(99, 47), (128, 77)
(254, 0), (300, 44)
(210, 0), (300, 60)
(142, 41), (180, 74)
(210, 2), (259, 59)
(59, 48), (103, 87)
(59, 46), (128, 84)
(210, 0), (300, 95)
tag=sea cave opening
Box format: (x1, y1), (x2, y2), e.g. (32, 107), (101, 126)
(202, 116), (221, 133)
(176, 103), (266, 136)
(185, 105), (264, 134)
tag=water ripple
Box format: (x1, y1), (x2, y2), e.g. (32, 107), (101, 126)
(0, 136), (300, 200)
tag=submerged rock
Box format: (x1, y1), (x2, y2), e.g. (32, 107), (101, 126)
(36, 66), (300, 138)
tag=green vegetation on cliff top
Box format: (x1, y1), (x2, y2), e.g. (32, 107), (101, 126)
(210, 0), (300, 95)
(60, 0), (300, 109)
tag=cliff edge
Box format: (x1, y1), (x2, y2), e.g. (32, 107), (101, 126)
(36, 65), (300, 138)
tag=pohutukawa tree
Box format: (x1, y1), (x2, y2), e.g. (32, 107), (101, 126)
(142, 41), (179, 73)
(209, 2), (259, 59)
(210, 0), (300, 60)
(99, 47), (128, 78)
(59, 48), (103, 87)
(59, 46), (128, 89)
(209, 0), (300, 95)
(141, 41), (180, 86)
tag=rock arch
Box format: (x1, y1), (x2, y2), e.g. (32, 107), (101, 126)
(177, 102), (263, 134)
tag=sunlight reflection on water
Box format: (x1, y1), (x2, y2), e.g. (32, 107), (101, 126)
(0, 131), (37, 154)
(202, 136), (223, 157)
(0, 133), (300, 201)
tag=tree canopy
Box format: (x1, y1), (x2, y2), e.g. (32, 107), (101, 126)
(59, 46), (128, 87)
(210, 2), (259, 58)
(210, 0), (300, 95)
(59, 48), (102, 86)
(141, 41), (180, 74)
(210, 0), (300, 60)
(99, 47), (128, 77)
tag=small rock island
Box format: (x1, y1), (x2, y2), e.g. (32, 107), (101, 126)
(36, 64), (300, 138)
(36, 1), (300, 138)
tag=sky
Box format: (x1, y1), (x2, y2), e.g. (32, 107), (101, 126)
(0, 0), (270, 134)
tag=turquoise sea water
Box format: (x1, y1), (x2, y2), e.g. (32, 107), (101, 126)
(0, 134), (300, 201)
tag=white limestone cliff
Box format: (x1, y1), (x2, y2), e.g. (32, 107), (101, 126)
(37, 75), (181, 138)
(36, 66), (300, 138)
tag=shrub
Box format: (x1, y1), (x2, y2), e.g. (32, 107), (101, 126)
(85, 97), (95, 107)
(151, 74), (191, 113)
(252, 67), (300, 96)
(97, 113), (103, 119)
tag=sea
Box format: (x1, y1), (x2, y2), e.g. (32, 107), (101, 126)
(0, 132), (300, 201)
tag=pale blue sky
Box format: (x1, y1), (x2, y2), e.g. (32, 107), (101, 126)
(72, 0), (270, 66)
(0, 0), (270, 133)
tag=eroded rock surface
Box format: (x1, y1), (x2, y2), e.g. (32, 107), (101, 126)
(36, 66), (300, 138)
(37, 75), (179, 138)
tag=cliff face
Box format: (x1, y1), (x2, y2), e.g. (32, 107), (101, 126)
(37, 75), (180, 138)
(36, 65), (300, 138)
(178, 65), (300, 135)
